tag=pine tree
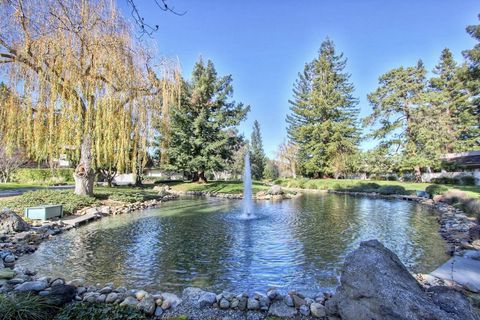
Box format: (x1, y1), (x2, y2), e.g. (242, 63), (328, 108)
(165, 58), (249, 182)
(365, 61), (428, 177)
(423, 48), (475, 154)
(250, 120), (266, 180)
(286, 39), (360, 178)
(461, 15), (480, 148)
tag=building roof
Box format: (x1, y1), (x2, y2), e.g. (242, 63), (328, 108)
(441, 151), (480, 169)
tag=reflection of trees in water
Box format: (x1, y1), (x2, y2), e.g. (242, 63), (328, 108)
(151, 201), (233, 292)
(288, 193), (361, 288)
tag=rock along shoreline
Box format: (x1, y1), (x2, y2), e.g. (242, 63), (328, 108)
(1, 188), (480, 319)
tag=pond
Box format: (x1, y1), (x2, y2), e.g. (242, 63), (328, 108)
(18, 193), (448, 295)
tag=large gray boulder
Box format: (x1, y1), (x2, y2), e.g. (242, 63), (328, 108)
(333, 239), (479, 320)
(0, 209), (30, 234)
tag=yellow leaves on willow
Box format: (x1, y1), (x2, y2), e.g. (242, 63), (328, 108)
(0, 0), (181, 173)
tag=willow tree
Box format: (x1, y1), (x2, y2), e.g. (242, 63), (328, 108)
(0, 0), (180, 195)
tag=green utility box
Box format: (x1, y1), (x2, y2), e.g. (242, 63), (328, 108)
(24, 205), (63, 220)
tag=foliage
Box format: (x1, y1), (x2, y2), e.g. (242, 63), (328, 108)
(460, 176), (476, 186)
(0, 293), (58, 320)
(0, 0), (180, 195)
(12, 169), (75, 184)
(0, 190), (98, 215)
(345, 183), (381, 193)
(55, 303), (146, 320)
(0, 131), (27, 183)
(263, 159), (280, 180)
(286, 39), (360, 178)
(161, 58), (249, 182)
(431, 177), (460, 185)
(377, 185), (408, 195)
(459, 198), (480, 219)
(250, 120), (266, 180)
(426, 184), (449, 196)
(168, 181), (267, 194)
(108, 192), (145, 203)
(442, 189), (469, 205)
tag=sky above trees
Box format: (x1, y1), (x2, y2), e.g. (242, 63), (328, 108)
(122, 0), (478, 157)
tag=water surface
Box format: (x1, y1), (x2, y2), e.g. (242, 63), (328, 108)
(18, 194), (448, 295)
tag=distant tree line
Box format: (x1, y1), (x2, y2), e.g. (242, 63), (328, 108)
(283, 15), (480, 180)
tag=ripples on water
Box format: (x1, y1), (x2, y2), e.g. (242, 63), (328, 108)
(18, 194), (448, 295)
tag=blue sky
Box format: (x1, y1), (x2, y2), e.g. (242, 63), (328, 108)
(124, 0), (478, 157)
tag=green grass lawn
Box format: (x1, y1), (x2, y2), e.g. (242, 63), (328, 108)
(0, 183), (46, 190)
(166, 180), (268, 194)
(275, 178), (480, 198)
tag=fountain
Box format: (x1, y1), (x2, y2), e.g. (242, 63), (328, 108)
(242, 151), (254, 217)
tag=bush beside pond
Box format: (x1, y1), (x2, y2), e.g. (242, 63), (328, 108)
(426, 184), (449, 197)
(0, 190), (98, 215)
(0, 293), (59, 320)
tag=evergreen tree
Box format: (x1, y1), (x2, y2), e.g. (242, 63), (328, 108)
(164, 58), (249, 182)
(420, 48), (475, 156)
(286, 39), (360, 178)
(365, 61), (428, 177)
(250, 120), (266, 180)
(461, 15), (480, 148)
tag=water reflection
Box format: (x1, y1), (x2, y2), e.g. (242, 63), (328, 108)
(18, 194), (448, 294)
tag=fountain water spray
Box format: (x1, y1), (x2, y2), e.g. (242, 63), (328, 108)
(242, 151), (253, 217)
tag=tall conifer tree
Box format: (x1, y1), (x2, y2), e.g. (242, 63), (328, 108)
(287, 39), (360, 178)
(250, 120), (266, 180)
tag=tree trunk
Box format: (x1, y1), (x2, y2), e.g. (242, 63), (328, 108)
(192, 170), (207, 183)
(74, 136), (95, 196)
(414, 166), (422, 182)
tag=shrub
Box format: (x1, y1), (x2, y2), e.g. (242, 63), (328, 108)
(386, 175), (398, 181)
(460, 176), (476, 186)
(55, 303), (147, 320)
(442, 189), (468, 205)
(0, 190), (98, 215)
(108, 192), (145, 203)
(459, 198), (480, 218)
(425, 184), (449, 197)
(12, 168), (75, 184)
(431, 177), (460, 185)
(347, 182), (381, 193)
(377, 185), (407, 195)
(0, 293), (58, 320)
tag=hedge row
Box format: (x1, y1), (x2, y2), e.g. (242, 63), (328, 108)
(12, 168), (75, 184)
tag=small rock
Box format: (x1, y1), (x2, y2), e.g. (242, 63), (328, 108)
(3, 255), (15, 263)
(198, 291), (217, 308)
(67, 278), (85, 287)
(267, 288), (279, 300)
(0, 268), (15, 280)
(161, 299), (171, 310)
(284, 294), (294, 307)
(247, 297), (260, 310)
(106, 292), (118, 303)
(137, 296), (156, 315)
(154, 306), (164, 317)
(292, 294), (305, 308)
(50, 278), (65, 287)
(120, 296), (139, 307)
(14, 280), (47, 292)
(219, 298), (230, 309)
(96, 294), (107, 303)
(310, 302), (326, 318)
(76, 287), (87, 295)
(300, 304), (310, 316)
(161, 292), (181, 308)
(99, 286), (113, 294)
(135, 289), (148, 300)
(268, 301), (298, 318)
